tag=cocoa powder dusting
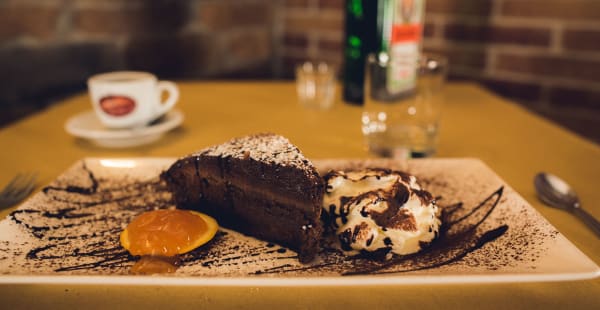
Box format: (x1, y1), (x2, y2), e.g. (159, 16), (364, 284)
(0, 158), (559, 278)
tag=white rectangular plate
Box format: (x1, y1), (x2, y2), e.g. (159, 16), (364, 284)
(0, 158), (598, 286)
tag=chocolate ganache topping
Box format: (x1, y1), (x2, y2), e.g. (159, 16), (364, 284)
(322, 168), (441, 258)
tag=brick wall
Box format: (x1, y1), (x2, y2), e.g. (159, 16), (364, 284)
(0, 0), (275, 126)
(276, 0), (344, 77)
(278, 0), (600, 143)
(1, 0), (599, 143)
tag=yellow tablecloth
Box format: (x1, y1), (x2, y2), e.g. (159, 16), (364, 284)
(1, 82), (598, 309)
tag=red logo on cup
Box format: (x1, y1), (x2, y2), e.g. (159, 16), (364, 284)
(99, 95), (136, 116)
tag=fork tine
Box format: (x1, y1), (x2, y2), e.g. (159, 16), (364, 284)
(6, 174), (28, 197)
(0, 172), (38, 210)
(13, 176), (37, 199)
(11, 173), (37, 199)
(0, 173), (23, 196)
(18, 172), (37, 187)
(2, 173), (37, 198)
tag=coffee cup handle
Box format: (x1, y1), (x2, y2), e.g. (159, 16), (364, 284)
(156, 81), (179, 115)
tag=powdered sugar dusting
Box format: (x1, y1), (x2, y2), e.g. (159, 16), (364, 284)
(195, 133), (315, 171)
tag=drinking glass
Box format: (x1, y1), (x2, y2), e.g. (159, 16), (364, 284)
(362, 53), (447, 158)
(295, 61), (336, 109)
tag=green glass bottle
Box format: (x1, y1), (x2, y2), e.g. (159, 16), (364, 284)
(343, 0), (425, 104)
(342, 0), (377, 105)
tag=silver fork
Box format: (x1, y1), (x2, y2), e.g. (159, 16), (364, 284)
(0, 173), (38, 210)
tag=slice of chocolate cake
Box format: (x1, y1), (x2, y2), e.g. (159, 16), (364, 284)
(161, 133), (324, 263)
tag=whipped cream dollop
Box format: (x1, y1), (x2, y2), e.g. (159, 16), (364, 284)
(322, 168), (441, 258)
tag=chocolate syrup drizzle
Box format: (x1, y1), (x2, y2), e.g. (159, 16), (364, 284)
(7, 161), (512, 276)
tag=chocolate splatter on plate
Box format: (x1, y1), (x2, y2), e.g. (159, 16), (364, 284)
(0, 158), (598, 285)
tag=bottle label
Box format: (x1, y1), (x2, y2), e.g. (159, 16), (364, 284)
(386, 0), (424, 95)
(391, 24), (421, 43)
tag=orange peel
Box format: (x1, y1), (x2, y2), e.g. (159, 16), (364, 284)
(120, 209), (218, 257)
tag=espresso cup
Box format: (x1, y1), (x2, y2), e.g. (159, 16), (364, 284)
(87, 71), (179, 128)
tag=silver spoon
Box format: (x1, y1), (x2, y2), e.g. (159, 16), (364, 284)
(534, 172), (600, 238)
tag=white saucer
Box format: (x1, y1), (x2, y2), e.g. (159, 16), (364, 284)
(65, 110), (184, 148)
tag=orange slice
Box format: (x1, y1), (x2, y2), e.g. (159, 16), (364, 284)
(120, 209), (218, 257)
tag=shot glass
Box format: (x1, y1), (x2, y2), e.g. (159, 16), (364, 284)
(362, 53), (447, 159)
(295, 61), (336, 109)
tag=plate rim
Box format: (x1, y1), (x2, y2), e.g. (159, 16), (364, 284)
(64, 110), (184, 140)
(1, 270), (599, 286)
(1, 157), (599, 286)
